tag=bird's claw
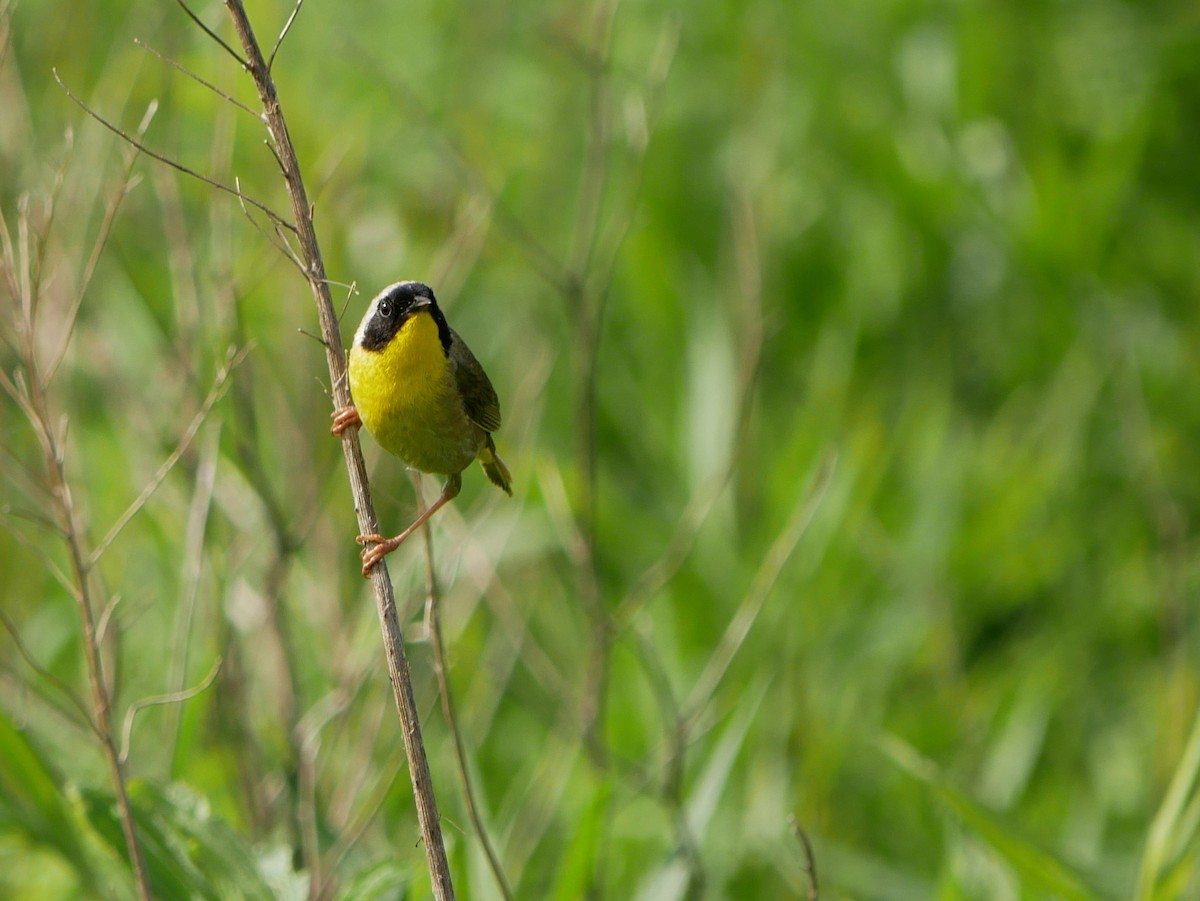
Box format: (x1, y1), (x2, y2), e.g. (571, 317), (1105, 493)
(356, 533), (398, 577)
(331, 405), (362, 436)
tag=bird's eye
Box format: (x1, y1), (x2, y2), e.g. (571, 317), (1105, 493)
(378, 299), (393, 318)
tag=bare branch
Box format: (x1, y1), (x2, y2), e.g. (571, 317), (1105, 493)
(119, 657), (222, 764)
(134, 38), (263, 120)
(54, 70), (296, 234)
(173, 0), (247, 69)
(262, 136), (288, 180)
(26, 129), (74, 313)
(234, 175), (305, 272)
(0, 367), (41, 435)
(336, 279), (357, 325)
(296, 327), (327, 348)
(5, 105), (155, 901)
(219, 1), (456, 895)
(268, 0), (304, 73)
(417, 478), (513, 901)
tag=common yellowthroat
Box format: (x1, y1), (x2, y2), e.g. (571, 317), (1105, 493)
(331, 281), (512, 576)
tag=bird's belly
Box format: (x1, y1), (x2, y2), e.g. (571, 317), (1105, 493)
(350, 346), (483, 475)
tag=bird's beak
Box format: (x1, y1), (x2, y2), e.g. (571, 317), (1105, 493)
(409, 298), (433, 312)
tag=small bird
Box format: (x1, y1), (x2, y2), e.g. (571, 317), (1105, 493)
(331, 281), (512, 576)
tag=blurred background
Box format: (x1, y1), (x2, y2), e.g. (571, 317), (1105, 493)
(2, 0), (1200, 897)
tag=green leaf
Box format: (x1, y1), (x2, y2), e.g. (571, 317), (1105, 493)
(551, 777), (613, 901)
(634, 681), (767, 901)
(78, 781), (275, 900)
(0, 709), (96, 882)
(1135, 705), (1200, 900)
(882, 735), (1104, 900)
(336, 859), (409, 901)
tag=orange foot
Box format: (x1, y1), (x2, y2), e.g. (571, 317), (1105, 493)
(355, 533), (404, 577)
(331, 405), (362, 436)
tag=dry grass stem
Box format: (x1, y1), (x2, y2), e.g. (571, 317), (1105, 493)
(417, 480), (514, 900)
(119, 657), (222, 764)
(217, 0), (456, 894)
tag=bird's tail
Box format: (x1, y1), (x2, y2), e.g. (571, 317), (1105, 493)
(479, 435), (513, 496)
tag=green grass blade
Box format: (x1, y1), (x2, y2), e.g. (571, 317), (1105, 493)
(336, 859), (409, 901)
(79, 781), (276, 900)
(882, 735), (1103, 900)
(0, 709), (101, 885)
(1135, 704), (1200, 900)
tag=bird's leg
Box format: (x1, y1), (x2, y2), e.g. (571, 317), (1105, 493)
(330, 404), (362, 436)
(357, 472), (462, 577)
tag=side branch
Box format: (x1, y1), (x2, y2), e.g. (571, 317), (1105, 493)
(54, 71), (295, 234)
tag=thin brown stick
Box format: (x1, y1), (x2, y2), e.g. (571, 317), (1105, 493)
(788, 815), (819, 901)
(0, 502), (74, 595)
(268, 0), (304, 73)
(218, 2), (455, 896)
(174, 0), (247, 69)
(3, 166), (153, 901)
(134, 38), (264, 120)
(416, 476), (514, 901)
(54, 70), (295, 234)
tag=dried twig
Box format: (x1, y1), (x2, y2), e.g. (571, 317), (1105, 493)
(134, 38), (263, 120)
(216, 1), (456, 895)
(54, 70), (295, 234)
(173, 0), (247, 69)
(2, 148), (154, 901)
(417, 477), (514, 901)
(788, 814), (820, 901)
(268, 0), (304, 73)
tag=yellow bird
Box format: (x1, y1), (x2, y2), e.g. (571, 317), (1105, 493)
(331, 281), (512, 576)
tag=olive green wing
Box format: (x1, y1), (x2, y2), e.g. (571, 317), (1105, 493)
(449, 329), (502, 433)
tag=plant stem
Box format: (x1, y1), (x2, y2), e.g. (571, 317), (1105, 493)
(20, 343), (152, 899)
(220, 2), (455, 896)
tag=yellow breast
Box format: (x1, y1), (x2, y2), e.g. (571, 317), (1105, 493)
(348, 311), (484, 475)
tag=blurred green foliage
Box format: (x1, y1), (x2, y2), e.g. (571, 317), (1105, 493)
(3, 0), (1200, 897)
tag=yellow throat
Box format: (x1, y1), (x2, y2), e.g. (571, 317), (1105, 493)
(349, 310), (480, 474)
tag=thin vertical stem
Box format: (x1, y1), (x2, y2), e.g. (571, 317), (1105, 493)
(220, 2), (454, 896)
(416, 476), (515, 901)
